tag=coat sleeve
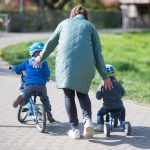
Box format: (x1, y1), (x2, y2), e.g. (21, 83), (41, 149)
(40, 23), (62, 61)
(42, 61), (51, 79)
(91, 25), (108, 80)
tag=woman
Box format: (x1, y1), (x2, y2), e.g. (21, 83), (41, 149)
(34, 5), (112, 139)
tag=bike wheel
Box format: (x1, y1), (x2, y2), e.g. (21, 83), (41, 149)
(17, 105), (28, 123)
(104, 122), (110, 137)
(124, 121), (131, 136)
(35, 104), (46, 133)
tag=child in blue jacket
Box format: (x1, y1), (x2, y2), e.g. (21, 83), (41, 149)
(11, 42), (55, 123)
(94, 64), (126, 131)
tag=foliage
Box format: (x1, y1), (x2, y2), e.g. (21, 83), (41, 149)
(91, 32), (150, 105)
(89, 10), (122, 28)
(73, 0), (118, 10)
(32, 0), (72, 10)
(1, 32), (150, 105)
(83, 0), (104, 10)
(0, 0), (119, 11)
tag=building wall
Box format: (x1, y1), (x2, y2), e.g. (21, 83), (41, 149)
(119, 0), (150, 28)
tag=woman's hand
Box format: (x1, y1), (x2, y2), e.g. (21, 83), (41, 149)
(103, 78), (113, 91)
(32, 56), (42, 68)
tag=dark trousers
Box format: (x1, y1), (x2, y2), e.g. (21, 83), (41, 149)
(97, 107), (126, 125)
(23, 84), (51, 113)
(63, 88), (92, 128)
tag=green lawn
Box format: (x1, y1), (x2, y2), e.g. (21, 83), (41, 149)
(1, 32), (150, 105)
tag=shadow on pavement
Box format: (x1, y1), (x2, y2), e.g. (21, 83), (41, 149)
(45, 122), (70, 136)
(45, 122), (87, 137)
(89, 126), (150, 149)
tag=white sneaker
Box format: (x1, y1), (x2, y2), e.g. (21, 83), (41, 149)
(83, 119), (94, 139)
(94, 124), (104, 132)
(68, 129), (80, 139)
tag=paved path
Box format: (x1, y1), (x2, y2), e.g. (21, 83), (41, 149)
(0, 32), (50, 49)
(0, 33), (150, 150)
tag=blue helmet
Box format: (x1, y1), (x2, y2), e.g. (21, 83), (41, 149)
(105, 64), (116, 77)
(29, 42), (44, 56)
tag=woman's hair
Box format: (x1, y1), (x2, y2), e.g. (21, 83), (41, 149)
(70, 5), (88, 20)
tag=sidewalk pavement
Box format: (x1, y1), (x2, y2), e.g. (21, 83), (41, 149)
(0, 32), (150, 150)
(0, 32), (50, 49)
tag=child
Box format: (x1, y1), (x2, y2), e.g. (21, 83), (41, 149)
(11, 42), (55, 123)
(94, 64), (126, 131)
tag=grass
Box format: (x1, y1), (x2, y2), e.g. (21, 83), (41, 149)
(1, 32), (150, 105)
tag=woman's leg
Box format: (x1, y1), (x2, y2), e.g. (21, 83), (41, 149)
(76, 91), (91, 123)
(63, 88), (78, 129)
(76, 91), (94, 138)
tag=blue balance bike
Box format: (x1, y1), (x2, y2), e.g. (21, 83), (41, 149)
(103, 112), (131, 137)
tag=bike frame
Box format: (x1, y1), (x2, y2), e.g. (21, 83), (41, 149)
(109, 113), (125, 129)
(28, 98), (37, 120)
(20, 72), (38, 121)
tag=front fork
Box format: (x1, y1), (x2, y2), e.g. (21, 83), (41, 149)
(28, 99), (37, 121)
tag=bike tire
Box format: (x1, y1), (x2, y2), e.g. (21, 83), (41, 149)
(124, 121), (131, 136)
(17, 105), (28, 123)
(104, 122), (110, 137)
(35, 104), (46, 133)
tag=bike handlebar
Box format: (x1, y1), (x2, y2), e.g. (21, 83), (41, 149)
(9, 66), (25, 83)
(9, 66), (12, 70)
(9, 66), (23, 75)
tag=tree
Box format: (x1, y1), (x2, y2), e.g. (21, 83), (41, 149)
(33, 0), (72, 10)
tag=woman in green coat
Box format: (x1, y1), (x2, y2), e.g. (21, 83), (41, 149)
(34, 5), (112, 139)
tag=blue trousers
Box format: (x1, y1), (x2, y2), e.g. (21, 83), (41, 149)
(97, 107), (126, 125)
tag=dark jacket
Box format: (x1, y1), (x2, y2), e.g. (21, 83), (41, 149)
(96, 77), (125, 109)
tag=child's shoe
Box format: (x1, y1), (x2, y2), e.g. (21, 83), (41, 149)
(94, 124), (104, 132)
(13, 95), (23, 108)
(47, 112), (55, 123)
(68, 128), (80, 139)
(83, 119), (94, 139)
(22, 107), (29, 112)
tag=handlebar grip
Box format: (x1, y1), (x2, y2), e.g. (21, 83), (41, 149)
(9, 66), (12, 70)
(9, 66), (22, 75)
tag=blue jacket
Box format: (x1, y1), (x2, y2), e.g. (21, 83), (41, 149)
(40, 14), (108, 94)
(12, 57), (50, 84)
(96, 77), (125, 109)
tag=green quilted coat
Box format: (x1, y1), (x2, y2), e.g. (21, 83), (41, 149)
(40, 14), (108, 94)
